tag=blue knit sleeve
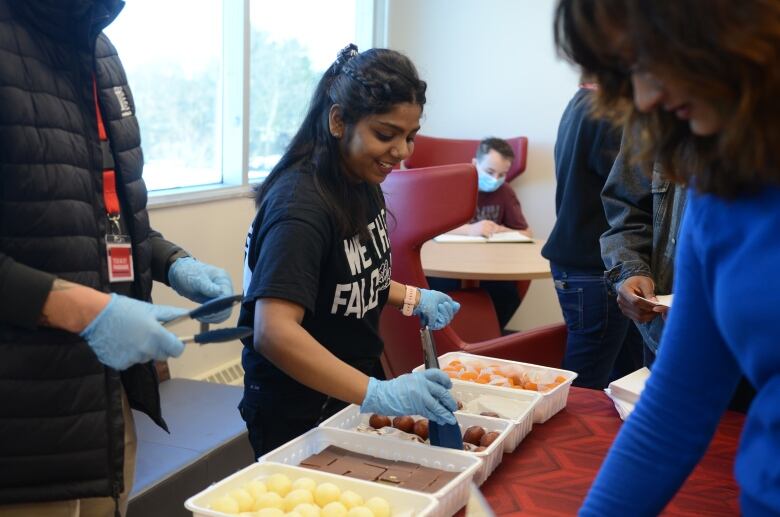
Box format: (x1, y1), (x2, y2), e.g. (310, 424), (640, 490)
(580, 197), (742, 516)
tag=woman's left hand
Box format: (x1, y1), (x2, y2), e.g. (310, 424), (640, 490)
(413, 288), (460, 329)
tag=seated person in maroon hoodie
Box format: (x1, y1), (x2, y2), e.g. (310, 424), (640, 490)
(430, 137), (532, 329)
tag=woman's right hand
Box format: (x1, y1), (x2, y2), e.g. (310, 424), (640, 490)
(360, 370), (458, 424)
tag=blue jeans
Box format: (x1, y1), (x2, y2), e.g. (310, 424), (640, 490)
(550, 263), (644, 389)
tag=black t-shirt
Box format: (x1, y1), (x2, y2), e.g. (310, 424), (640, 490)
(239, 169), (392, 393)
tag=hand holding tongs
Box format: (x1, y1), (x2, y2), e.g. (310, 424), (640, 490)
(164, 294), (252, 345)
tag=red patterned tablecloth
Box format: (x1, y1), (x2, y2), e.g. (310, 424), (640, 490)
(478, 387), (744, 516)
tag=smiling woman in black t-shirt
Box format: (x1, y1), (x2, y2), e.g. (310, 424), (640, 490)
(238, 45), (462, 456)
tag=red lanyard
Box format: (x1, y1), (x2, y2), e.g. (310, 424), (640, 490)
(92, 76), (120, 220)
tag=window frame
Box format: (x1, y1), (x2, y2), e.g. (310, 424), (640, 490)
(148, 0), (386, 208)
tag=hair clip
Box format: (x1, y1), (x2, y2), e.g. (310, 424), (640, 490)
(334, 43), (359, 70)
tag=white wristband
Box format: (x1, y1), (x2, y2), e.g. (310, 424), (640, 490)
(401, 285), (417, 316)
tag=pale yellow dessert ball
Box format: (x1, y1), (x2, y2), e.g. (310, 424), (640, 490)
(365, 496), (390, 517)
(294, 503), (322, 517)
(313, 482), (341, 507)
(286, 512), (303, 517)
(292, 477), (317, 492)
(256, 508), (286, 517)
(211, 494), (240, 514)
(254, 491), (285, 511)
(228, 488), (255, 512)
(338, 490), (364, 510)
(246, 479), (269, 499)
(267, 473), (293, 497)
(321, 501), (348, 517)
(347, 506), (374, 517)
(284, 488), (315, 512)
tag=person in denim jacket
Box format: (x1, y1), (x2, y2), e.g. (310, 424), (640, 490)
(600, 141), (686, 362)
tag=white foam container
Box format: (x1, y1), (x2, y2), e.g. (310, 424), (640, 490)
(258, 427), (482, 517)
(450, 382), (541, 452)
(319, 404), (511, 485)
(414, 352), (578, 423)
(184, 462), (438, 517)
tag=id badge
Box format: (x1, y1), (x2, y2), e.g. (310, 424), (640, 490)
(106, 234), (135, 283)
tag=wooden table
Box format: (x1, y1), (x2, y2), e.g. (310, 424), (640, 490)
(421, 239), (551, 281)
(478, 387), (743, 516)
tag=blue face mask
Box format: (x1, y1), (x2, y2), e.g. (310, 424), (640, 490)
(477, 170), (504, 193)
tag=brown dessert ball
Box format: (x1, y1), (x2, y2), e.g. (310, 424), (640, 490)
(456, 400), (463, 410)
(392, 415), (415, 433)
(413, 419), (429, 440)
(369, 414), (391, 429)
(480, 411), (500, 418)
(462, 425), (486, 445)
(474, 446), (487, 452)
(480, 431), (501, 447)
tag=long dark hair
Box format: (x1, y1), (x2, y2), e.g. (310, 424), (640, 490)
(554, 0), (780, 197)
(255, 44), (427, 239)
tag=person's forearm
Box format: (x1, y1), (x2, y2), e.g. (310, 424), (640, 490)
(448, 224), (473, 235)
(499, 224), (532, 237)
(255, 309), (370, 404)
(40, 279), (111, 333)
(387, 280), (420, 309)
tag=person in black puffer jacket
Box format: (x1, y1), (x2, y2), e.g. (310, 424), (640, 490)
(0, 1), (235, 515)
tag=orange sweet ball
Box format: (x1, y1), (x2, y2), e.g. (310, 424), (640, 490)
(475, 374), (491, 384)
(459, 371), (478, 381)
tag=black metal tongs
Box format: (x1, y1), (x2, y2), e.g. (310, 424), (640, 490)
(420, 326), (464, 450)
(163, 294), (252, 345)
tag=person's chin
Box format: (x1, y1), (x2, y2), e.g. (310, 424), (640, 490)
(689, 120), (722, 137)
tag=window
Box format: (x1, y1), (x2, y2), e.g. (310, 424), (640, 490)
(248, 1), (357, 182)
(104, 1), (380, 197)
(105, 0), (223, 191)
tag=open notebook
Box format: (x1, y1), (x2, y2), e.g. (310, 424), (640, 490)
(433, 230), (533, 243)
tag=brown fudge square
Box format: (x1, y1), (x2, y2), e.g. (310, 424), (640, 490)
(378, 467), (415, 485)
(342, 463), (387, 480)
(399, 466), (441, 491)
(318, 457), (354, 475)
(300, 447), (340, 468)
(424, 469), (459, 492)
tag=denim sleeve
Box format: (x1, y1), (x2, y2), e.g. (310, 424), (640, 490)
(599, 139), (654, 288)
(580, 198), (741, 516)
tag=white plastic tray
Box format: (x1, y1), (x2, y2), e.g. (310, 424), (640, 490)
(184, 462), (438, 517)
(319, 404), (512, 485)
(450, 382), (541, 452)
(258, 427), (481, 517)
(414, 352), (577, 423)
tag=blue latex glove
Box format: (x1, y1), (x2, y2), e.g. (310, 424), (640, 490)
(168, 257), (234, 323)
(360, 369), (458, 425)
(80, 294), (188, 371)
(413, 288), (460, 330)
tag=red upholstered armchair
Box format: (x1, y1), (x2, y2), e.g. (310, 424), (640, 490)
(403, 134), (532, 305)
(404, 134), (529, 183)
(379, 164), (566, 379)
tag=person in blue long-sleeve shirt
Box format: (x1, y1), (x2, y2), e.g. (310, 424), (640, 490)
(553, 0), (780, 514)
